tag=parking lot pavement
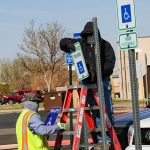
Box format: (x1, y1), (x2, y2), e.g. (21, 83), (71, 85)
(0, 107), (44, 114)
(0, 144), (17, 150)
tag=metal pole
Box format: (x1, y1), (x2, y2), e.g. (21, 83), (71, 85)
(123, 51), (128, 99)
(144, 54), (149, 104)
(92, 17), (107, 150)
(80, 116), (88, 150)
(120, 50), (124, 99)
(128, 49), (142, 150)
(69, 64), (74, 145)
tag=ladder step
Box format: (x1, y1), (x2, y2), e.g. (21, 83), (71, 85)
(59, 129), (103, 135)
(68, 84), (97, 89)
(59, 131), (74, 136)
(53, 145), (72, 150)
(90, 127), (102, 132)
(63, 106), (99, 113)
(57, 128), (104, 136)
(63, 108), (78, 112)
(85, 106), (100, 110)
(79, 143), (111, 149)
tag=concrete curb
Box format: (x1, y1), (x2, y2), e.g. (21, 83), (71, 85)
(0, 144), (17, 150)
(0, 108), (44, 114)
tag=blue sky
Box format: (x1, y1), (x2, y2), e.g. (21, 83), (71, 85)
(0, 0), (150, 60)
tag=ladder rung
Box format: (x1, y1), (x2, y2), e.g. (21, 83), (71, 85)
(59, 129), (103, 135)
(90, 128), (108, 132)
(79, 143), (111, 148)
(85, 106), (100, 110)
(59, 131), (74, 135)
(90, 127), (102, 132)
(80, 143), (98, 148)
(63, 106), (99, 113)
(63, 108), (78, 112)
(68, 84), (97, 89)
(54, 145), (72, 150)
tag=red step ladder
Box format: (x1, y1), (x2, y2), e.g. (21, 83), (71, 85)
(54, 85), (122, 150)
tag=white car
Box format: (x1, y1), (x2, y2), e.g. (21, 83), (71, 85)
(125, 118), (150, 150)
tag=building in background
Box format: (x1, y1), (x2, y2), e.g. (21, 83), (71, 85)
(118, 36), (150, 100)
(111, 68), (120, 99)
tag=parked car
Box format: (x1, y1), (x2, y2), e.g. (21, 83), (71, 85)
(0, 94), (3, 105)
(125, 117), (150, 150)
(2, 89), (44, 105)
(114, 108), (150, 149)
(2, 90), (25, 104)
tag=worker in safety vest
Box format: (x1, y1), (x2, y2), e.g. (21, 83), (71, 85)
(16, 93), (65, 150)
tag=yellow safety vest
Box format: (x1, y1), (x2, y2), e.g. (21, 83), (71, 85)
(16, 109), (49, 150)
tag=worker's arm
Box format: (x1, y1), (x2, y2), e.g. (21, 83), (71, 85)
(101, 39), (116, 77)
(59, 38), (79, 53)
(28, 113), (60, 136)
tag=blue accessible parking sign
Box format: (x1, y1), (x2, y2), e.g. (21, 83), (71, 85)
(121, 4), (132, 23)
(45, 107), (61, 126)
(66, 53), (73, 65)
(116, 0), (136, 30)
(77, 61), (85, 74)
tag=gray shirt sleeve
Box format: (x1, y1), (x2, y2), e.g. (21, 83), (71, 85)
(28, 113), (60, 136)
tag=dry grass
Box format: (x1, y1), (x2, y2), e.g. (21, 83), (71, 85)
(0, 102), (44, 110)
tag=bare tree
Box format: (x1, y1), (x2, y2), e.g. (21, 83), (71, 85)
(0, 59), (12, 83)
(18, 21), (66, 92)
(0, 58), (30, 90)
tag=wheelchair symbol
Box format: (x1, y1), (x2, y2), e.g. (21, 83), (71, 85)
(79, 64), (83, 72)
(47, 117), (52, 125)
(124, 8), (130, 21)
(77, 61), (85, 74)
(121, 4), (132, 23)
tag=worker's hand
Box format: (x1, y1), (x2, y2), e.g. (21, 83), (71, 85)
(67, 40), (75, 51)
(57, 122), (66, 130)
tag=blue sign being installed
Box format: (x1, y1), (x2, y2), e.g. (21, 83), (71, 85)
(71, 42), (89, 81)
(77, 61), (85, 74)
(45, 107), (61, 126)
(116, 0), (136, 30)
(121, 4), (132, 23)
(74, 33), (81, 38)
(66, 53), (73, 65)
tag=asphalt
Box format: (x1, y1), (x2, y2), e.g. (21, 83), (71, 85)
(0, 107), (44, 114)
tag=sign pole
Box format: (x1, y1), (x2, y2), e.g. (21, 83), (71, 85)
(116, 1), (142, 149)
(93, 17), (107, 150)
(69, 64), (74, 145)
(66, 51), (74, 145)
(69, 64), (72, 86)
(128, 48), (142, 150)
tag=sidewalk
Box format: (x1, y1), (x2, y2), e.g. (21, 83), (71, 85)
(0, 108), (44, 114)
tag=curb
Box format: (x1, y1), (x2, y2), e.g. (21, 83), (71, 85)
(0, 108), (44, 114)
(0, 144), (17, 150)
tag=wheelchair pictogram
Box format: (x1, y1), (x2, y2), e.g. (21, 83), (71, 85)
(77, 61), (85, 74)
(121, 4), (132, 23)
(124, 8), (130, 21)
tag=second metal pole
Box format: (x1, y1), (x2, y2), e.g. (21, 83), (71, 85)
(93, 17), (107, 150)
(128, 49), (142, 150)
(69, 64), (74, 145)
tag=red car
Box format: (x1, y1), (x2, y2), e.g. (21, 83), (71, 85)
(2, 89), (44, 105)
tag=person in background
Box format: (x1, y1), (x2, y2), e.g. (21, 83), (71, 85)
(16, 93), (65, 150)
(59, 21), (116, 143)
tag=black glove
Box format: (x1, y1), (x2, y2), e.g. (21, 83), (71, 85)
(67, 40), (75, 51)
